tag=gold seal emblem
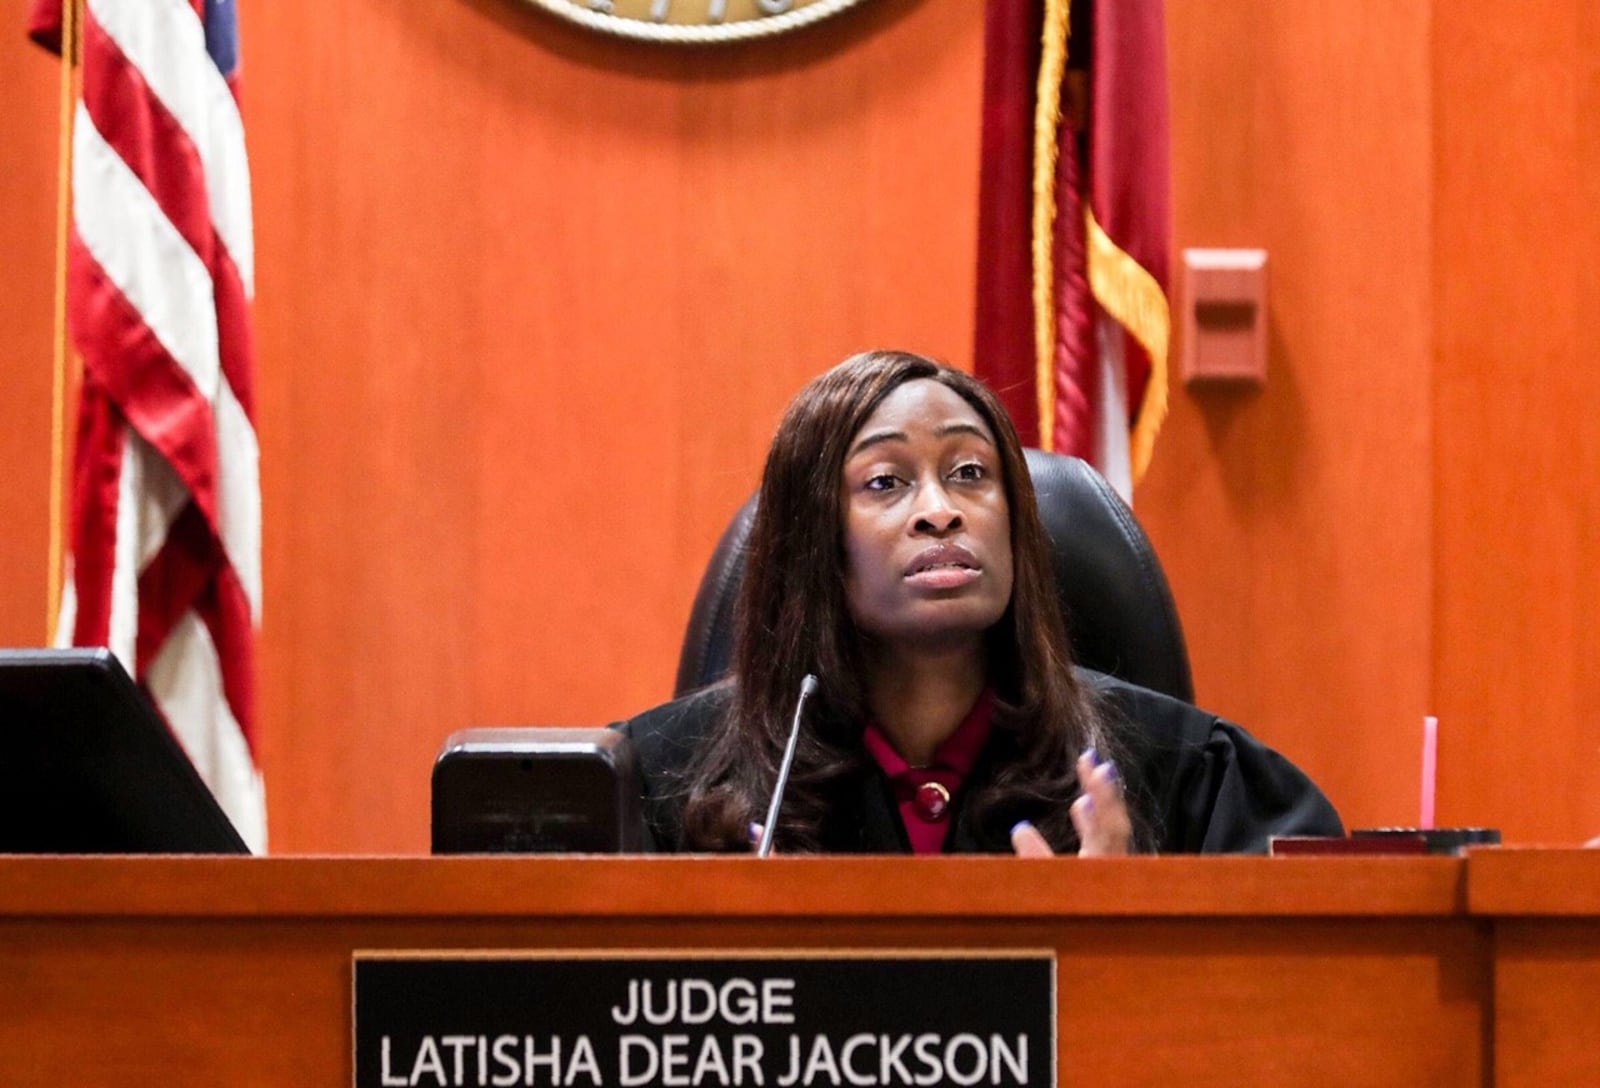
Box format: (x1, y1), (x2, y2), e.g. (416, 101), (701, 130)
(524, 0), (874, 45)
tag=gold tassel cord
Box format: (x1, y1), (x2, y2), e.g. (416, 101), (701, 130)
(1030, 0), (1072, 453)
(47, 0), (84, 644)
(1085, 208), (1171, 484)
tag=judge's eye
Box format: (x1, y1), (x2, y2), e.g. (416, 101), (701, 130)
(864, 473), (902, 492)
(949, 461), (988, 482)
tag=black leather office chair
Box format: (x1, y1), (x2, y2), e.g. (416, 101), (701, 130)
(674, 449), (1194, 703)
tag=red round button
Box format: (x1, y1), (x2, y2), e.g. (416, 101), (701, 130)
(913, 781), (952, 822)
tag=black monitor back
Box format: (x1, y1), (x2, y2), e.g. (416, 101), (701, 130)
(0, 648), (249, 854)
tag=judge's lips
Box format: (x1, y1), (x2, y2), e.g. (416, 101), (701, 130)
(904, 543), (982, 590)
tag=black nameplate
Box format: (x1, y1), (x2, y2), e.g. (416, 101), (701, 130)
(354, 951), (1056, 1088)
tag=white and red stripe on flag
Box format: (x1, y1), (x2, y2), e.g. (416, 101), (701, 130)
(32, 0), (265, 850)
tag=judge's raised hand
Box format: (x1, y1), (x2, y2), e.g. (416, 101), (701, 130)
(1009, 749), (1132, 857)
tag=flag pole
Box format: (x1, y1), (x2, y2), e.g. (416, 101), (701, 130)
(1030, 0), (1071, 453)
(47, 0), (82, 644)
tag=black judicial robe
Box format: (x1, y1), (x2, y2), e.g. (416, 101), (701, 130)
(615, 669), (1343, 855)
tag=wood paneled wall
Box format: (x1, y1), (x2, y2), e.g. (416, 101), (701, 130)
(0, 19), (61, 651)
(245, 0), (984, 851)
(1, 0), (1596, 851)
(1144, 1), (1436, 834)
(1429, 2), (1600, 842)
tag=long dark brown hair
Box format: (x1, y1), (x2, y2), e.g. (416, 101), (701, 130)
(680, 350), (1147, 852)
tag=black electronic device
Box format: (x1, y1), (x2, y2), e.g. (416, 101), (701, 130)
(0, 647), (250, 854)
(431, 727), (642, 854)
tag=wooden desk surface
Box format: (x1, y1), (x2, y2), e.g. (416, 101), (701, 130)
(0, 853), (1466, 918)
(0, 856), (1487, 1087)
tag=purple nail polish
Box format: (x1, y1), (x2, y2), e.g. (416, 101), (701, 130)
(1104, 760), (1120, 782)
(1010, 820), (1035, 838)
(748, 822), (762, 844)
(1085, 746), (1100, 766)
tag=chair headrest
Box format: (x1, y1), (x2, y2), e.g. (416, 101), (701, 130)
(674, 449), (1193, 703)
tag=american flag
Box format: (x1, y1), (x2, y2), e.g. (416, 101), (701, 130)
(30, 0), (266, 851)
(974, 0), (1172, 500)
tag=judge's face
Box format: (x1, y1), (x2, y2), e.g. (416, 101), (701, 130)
(841, 378), (1014, 654)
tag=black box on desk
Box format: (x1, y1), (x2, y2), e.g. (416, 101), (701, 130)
(431, 728), (641, 854)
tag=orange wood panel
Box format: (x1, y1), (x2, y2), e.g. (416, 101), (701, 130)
(241, 0), (985, 852)
(1467, 848), (1600, 916)
(1431, 1), (1600, 843)
(1469, 850), (1600, 1087)
(1492, 921), (1600, 1088)
(1143, 3), (1435, 833)
(0, 857), (1488, 1087)
(0, 23), (66, 648)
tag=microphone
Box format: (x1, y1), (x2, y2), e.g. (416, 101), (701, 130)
(756, 673), (819, 858)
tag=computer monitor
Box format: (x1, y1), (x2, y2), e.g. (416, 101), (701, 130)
(0, 648), (249, 854)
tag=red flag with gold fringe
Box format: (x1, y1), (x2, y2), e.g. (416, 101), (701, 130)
(974, 0), (1172, 498)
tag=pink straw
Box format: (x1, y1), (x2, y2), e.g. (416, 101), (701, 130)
(1420, 715), (1438, 829)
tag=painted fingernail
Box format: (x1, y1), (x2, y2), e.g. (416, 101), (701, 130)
(1084, 746), (1100, 766)
(1081, 794), (1095, 814)
(748, 822), (762, 844)
(1010, 820), (1035, 838)
(1103, 760), (1120, 782)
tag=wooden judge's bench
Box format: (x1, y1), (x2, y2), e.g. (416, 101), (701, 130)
(0, 851), (1594, 1087)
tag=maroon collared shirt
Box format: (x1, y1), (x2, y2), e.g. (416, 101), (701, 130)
(861, 691), (996, 854)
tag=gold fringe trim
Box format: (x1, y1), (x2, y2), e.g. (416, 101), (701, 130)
(1029, 0), (1072, 453)
(1085, 207), (1170, 483)
(48, 0), (83, 643)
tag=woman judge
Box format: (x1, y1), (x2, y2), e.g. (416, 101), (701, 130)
(618, 351), (1341, 855)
